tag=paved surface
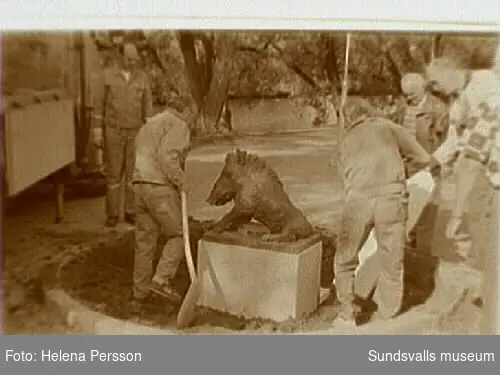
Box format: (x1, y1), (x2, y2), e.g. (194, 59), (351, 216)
(2, 129), (481, 334)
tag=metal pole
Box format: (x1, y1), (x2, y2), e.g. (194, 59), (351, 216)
(338, 32), (351, 142)
(332, 32), (351, 179)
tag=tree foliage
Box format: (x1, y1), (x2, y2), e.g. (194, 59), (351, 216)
(3, 30), (498, 133)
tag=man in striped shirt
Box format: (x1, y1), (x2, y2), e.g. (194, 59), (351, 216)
(425, 57), (500, 262)
(93, 43), (153, 227)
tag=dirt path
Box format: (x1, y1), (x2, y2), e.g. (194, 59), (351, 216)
(1, 130), (483, 334)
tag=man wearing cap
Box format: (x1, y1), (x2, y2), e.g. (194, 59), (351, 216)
(93, 43), (153, 227)
(424, 57), (500, 262)
(334, 98), (439, 326)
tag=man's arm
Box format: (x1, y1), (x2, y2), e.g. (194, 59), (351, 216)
(91, 69), (110, 130)
(432, 122), (459, 164)
(156, 119), (191, 190)
(431, 97), (467, 164)
(388, 122), (434, 168)
(90, 70), (110, 147)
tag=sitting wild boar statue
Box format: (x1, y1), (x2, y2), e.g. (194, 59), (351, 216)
(206, 149), (314, 242)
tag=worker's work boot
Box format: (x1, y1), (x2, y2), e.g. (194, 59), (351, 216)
(150, 279), (182, 304)
(335, 304), (358, 328)
(105, 216), (119, 228)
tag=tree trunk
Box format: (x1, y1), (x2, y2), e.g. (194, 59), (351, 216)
(323, 34), (342, 94)
(430, 34), (443, 61)
(199, 33), (236, 134)
(179, 31), (236, 136)
(384, 47), (403, 94)
(178, 31), (206, 109)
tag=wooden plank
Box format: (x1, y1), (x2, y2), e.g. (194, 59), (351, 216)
(4, 99), (75, 196)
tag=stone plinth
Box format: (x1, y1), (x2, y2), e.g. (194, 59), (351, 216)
(197, 226), (323, 322)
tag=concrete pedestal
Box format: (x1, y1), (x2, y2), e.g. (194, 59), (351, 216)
(197, 226), (323, 322)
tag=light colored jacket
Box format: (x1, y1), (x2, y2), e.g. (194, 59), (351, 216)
(133, 110), (191, 188)
(432, 69), (500, 187)
(340, 117), (432, 196)
(94, 66), (153, 130)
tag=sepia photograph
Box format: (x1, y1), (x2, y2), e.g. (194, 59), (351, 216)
(1, 29), (499, 336)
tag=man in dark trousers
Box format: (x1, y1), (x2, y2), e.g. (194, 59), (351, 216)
(334, 98), (438, 327)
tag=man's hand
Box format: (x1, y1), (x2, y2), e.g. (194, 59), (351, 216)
(175, 174), (186, 193)
(210, 222), (225, 233)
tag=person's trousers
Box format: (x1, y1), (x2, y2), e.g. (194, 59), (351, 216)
(104, 126), (138, 218)
(133, 183), (185, 299)
(335, 191), (407, 319)
(451, 155), (491, 261)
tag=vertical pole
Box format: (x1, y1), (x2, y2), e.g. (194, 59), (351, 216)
(332, 32), (351, 181)
(338, 32), (351, 142)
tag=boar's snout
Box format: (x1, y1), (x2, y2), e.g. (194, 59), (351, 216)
(206, 192), (218, 205)
(206, 174), (234, 206)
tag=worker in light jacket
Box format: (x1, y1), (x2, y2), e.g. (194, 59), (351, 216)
(334, 98), (438, 327)
(130, 109), (191, 309)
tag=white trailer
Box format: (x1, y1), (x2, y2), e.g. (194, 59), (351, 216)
(2, 31), (105, 222)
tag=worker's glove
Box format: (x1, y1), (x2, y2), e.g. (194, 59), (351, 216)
(92, 128), (104, 149)
(173, 174), (186, 193)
